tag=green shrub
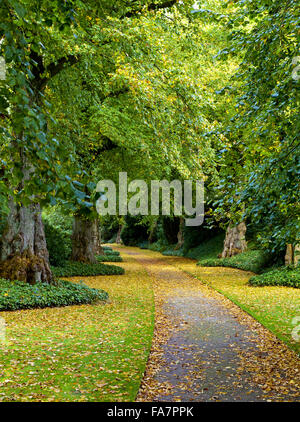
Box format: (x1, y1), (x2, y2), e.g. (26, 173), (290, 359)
(249, 266), (300, 288)
(0, 278), (108, 311)
(137, 241), (149, 249)
(42, 205), (73, 232)
(182, 225), (222, 255)
(198, 249), (271, 273)
(44, 220), (71, 267)
(186, 234), (224, 261)
(52, 261), (125, 277)
(104, 249), (120, 257)
(102, 246), (113, 252)
(96, 254), (123, 263)
(121, 215), (149, 246)
(162, 245), (184, 256)
(148, 241), (168, 253)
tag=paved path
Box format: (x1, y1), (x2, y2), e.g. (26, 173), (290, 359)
(118, 247), (300, 402)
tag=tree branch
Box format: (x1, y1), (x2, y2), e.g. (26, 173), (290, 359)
(35, 54), (80, 91)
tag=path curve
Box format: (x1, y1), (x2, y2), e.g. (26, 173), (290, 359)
(116, 246), (300, 402)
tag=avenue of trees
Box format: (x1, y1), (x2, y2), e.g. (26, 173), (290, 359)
(0, 0), (299, 285)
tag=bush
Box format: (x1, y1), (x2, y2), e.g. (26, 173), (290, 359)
(186, 234), (224, 260)
(44, 220), (72, 267)
(101, 216), (120, 242)
(148, 241), (168, 253)
(0, 278), (108, 311)
(162, 245), (184, 256)
(249, 266), (300, 288)
(96, 255), (123, 263)
(52, 261), (125, 277)
(104, 250), (120, 257)
(137, 241), (149, 249)
(182, 225), (222, 255)
(198, 249), (271, 273)
(121, 215), (149, 246)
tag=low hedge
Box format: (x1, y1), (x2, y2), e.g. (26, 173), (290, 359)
(162, 247), (184, 257)
(249, 266), (300, 288)
(104, 250), (120, 257)
(198, 249), (271, 273)
(0, 278), (108, 311)
(96, 254), (123, 263)
(52, 261), (125, 277)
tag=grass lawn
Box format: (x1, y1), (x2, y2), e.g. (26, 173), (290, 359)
(0, 254), (154, 401)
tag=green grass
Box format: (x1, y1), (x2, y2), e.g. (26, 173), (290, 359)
(0, 254), (154, 401)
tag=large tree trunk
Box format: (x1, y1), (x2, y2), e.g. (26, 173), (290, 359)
(175, 217), (184, 250)
(0, 199), (53, 284)
(71, 216), (98, 263)
(221, 222), (247, 258)
(116, 224), (124, 244)
(285, 244), (300, 266)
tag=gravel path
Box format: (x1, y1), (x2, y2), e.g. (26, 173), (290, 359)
(119, 247), (300, 402)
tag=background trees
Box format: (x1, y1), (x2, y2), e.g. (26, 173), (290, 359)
(0, 0), (298, 283)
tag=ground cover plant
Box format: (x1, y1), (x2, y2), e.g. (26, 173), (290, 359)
(198, 249), (271, 273)
(0, 279), (108, 311)
(249, 267), (300, 288)
(52, 262), (125, 278)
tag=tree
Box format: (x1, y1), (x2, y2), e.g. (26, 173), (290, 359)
(223, 0), (300, 254)
(0, 0), (200, 281)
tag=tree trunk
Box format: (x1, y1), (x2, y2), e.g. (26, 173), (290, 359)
(221, 222), (247, 258)
(148, 220), (157, 244)
(285, 244), (300, 266)
(94, 220), (104, 255)
(175, 217), (184, 250)
(0, 199), (53, 284)
(116, 224), (124, 244)
(71, 216), (98, 263)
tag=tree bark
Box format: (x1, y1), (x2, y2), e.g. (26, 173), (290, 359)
(285, 244), (300, 266)
(116, 224), (124, 244)
(71, 216), (98, 263)
(221, 222), (247, 258)
(94, 220), (104, 255)
(0, 199), (53, 284)
(175, 217), (184, 250)
(148, 220), (157, 244)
